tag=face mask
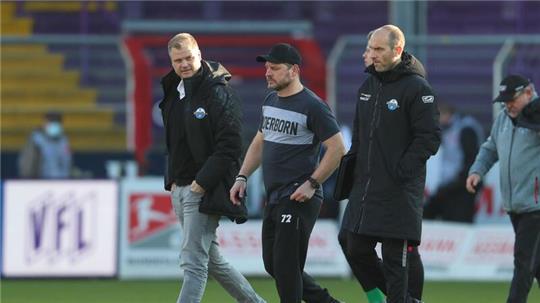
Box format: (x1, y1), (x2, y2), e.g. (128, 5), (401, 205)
(45, 122), (63, 137)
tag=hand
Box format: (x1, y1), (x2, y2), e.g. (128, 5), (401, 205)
(466, 174), (481, 193)
(290, 180), (316, 203)
(229, 180), (246, 206)
(190, 180), (205, 194)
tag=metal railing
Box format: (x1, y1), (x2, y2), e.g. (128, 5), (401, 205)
(327, 34), (540, 116)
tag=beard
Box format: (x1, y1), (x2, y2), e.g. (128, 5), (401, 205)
(267, 76), (292, 91)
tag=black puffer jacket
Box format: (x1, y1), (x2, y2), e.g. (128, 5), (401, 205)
(159, 60), (247, 223)
(342, 52), (441, 243)
(517, 96), (540, 131)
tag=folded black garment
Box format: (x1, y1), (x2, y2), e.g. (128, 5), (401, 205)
(517, 97), (540, 131)
(333, 153), (356, 201)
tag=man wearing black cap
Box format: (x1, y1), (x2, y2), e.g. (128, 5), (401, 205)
(231, 43), (345, 303)
(467, 75), (540, 303)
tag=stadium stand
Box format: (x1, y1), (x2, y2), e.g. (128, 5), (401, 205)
(331, 1), (540, 133)
(2, 0), (538, 179)
(427, 1), (540, 34)
(1, 1), (126, 153)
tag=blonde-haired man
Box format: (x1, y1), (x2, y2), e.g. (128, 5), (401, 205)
(160, 33), (265, 303)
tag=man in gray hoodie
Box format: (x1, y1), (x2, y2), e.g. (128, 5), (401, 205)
(466, 74), (540, 303)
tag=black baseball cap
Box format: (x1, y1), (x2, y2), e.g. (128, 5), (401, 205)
(494, 75), (531, 103)
(256, 43), (302, 65)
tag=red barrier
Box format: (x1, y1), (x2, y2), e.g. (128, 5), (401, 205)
(123, 35), (326, 166)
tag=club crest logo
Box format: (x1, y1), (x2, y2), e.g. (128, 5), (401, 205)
(421, 95), (434, 104)
(194, 107), (207, 119)
(386, 99), (399, 111)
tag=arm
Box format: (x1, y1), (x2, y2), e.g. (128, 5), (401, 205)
(466, 122), (500, 193)
(230, 131), (264, 204)
(310, 132), (346, 184)
(239, 131), (264, 177)
(61, 139), (72, 178)
(290, 132), (346, 202)
(348, 95), (361, 155)
(396, 83), (441, 181)
(194, 86), (243, 191)
(18, 134), (40, 178)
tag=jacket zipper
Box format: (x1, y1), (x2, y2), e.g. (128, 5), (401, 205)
(508, 127), (515, 209)
(364, 82), (383, 199)
(535, 176), (538, 204)
(356, 82), (383, 232)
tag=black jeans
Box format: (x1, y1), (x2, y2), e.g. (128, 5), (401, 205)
(262, 196), (333, 303)
(338, 229), (424, 303)
(507, 210), (540, 303)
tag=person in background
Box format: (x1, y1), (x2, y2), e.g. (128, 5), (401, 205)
(466, 75), (540, 303)
(424, 103), (484, 223)
(18, 111), (71, 179)
(339, 25), (440, 303)
(160, 32), (264, 303)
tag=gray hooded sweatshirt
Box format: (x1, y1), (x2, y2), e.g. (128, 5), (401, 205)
(469, 108), (540, 213)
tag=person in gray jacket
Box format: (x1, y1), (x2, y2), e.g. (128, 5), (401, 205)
(18, 111), (71, 179)
(466, 74), (540, 303)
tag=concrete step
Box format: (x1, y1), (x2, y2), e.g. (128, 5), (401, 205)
(1, 75), (80, 88)
(23, 1), (118, 12)
(1, 2), (16, 20)
(1, 110), (115, 129)
(0, 44), (48, 54)
(1, 69), (79, 80)
(0, 94), (97, 107)
(2, 128), (126, 152)
(1, 18), (33, 36)
(1, 54), (64, 67)
(1, 102), (98, 111)
(1, 88), (97, 99)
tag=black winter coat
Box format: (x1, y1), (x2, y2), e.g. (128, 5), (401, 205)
(342, 52), (441, 243)
(517, 97), (540, 131)
(159, 60), (247, 223)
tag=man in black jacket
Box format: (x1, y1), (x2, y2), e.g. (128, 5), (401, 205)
(160, 33), (264, 303)
(338, 33), (427, 303)
(340, 25), (441, 303)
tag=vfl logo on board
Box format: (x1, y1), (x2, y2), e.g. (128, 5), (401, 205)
(359, 93), (371, 101)
(28, 191), (94, 264)
(422, 95), (434, 104)
(129, 194), (177, 244)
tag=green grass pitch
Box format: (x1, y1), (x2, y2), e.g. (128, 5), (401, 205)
(1, 278), (539, 302)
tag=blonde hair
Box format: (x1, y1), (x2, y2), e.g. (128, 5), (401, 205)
(167, 33), (199, 53)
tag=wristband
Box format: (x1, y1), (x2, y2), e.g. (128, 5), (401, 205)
(308, 177), (321, 190)
(236, 175), (248, 182)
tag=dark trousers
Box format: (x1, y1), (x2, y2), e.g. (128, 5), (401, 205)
(507, 210), (540, 303)
(262, 197), (332, 303)
(338, 229), (424, 303)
